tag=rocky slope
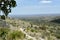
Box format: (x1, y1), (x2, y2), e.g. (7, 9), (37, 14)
(0, 18), (60, 40)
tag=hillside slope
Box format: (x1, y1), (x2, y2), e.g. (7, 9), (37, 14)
(0, 18), (60, 40)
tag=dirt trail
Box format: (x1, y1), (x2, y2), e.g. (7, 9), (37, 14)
(9, 24), (45, 40)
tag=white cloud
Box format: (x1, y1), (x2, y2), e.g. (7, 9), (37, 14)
(40, 0), (52, 3)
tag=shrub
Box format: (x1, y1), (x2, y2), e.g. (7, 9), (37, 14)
(0, 27), (10, 40)
(6, 30), (26, 40)
(1, 15), (5, 20)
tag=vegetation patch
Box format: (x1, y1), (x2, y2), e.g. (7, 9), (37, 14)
(6, 30), (26, 40)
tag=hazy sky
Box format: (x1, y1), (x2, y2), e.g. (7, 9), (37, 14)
(9, 0), (60, 15)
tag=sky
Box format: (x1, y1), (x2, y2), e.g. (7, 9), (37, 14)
(9, 0), (60, 15)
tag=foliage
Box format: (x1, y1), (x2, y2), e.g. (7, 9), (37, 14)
(6, 30), (26, 40)
(1, 15), (5, 20)
(0, 0), (16, 18)
(0, 27), (10, 40)
(0, 27), (26, 40)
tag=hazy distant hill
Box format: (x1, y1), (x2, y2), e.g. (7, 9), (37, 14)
(9, 14), (60, 18)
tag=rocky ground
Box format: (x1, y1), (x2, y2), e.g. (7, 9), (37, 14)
(0, 18), (60, 40)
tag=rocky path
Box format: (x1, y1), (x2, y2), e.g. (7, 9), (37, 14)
(9, 24), (36, 40)
(9, 23), (45, 40)
(19, 28), (36, 40)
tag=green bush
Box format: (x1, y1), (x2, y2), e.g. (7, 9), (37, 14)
(6, 30), (26, 40)
(0, 27), (10, 40)
(1, 15), (5, 20)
